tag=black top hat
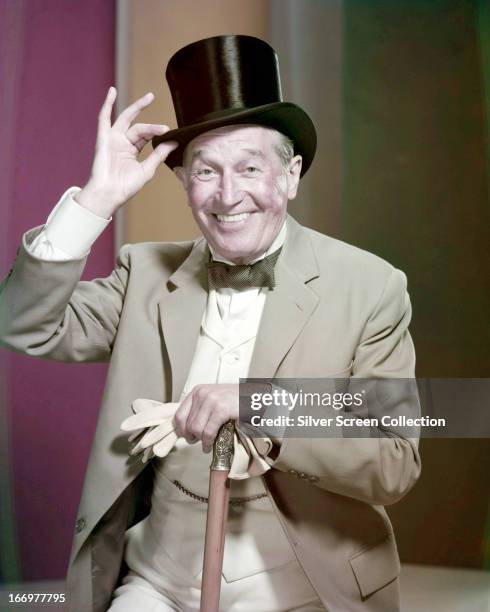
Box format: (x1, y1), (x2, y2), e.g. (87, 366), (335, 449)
(152, 35), (317, 177)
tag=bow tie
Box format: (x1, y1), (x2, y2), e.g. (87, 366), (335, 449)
(207, 247), (282, 291)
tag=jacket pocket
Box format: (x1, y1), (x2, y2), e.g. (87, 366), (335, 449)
(348, 533), (400, 598)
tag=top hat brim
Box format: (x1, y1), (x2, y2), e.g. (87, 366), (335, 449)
(151, 102), (316, 178)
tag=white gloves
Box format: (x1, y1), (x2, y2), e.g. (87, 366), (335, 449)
(121, 398), (274, 480)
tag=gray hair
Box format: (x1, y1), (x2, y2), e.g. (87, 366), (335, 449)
(273, 130), (295, 171)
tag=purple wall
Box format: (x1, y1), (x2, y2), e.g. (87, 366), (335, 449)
(1, 0), (115, 581)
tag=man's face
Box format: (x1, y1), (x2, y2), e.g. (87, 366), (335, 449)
(175, 125), (302, 264)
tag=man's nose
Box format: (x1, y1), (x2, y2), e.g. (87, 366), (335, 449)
(218, 172), (243, 207)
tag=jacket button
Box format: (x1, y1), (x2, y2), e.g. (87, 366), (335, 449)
(308, 475), (319, 483)
(288, 469), (298, 477)
(75, 518), (86, 534)
(298, 472), (307, 479)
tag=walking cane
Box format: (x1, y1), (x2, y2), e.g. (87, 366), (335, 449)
(200, 420), (235, 612)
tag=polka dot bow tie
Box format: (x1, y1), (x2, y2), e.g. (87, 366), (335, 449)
(207, 247), (282, 291)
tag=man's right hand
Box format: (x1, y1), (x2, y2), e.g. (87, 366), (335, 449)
(74, 87), (178, 219)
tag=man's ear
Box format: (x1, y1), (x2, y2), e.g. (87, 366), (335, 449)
(287, 155), (302, 200)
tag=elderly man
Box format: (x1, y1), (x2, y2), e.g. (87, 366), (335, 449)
(0, 36), (420, 611)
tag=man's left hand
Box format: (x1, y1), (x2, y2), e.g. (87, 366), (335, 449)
(173, 384), (239, 453)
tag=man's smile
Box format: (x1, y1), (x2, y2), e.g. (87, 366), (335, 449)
(212, 212), (252, 223)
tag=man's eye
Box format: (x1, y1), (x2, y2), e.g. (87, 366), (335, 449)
(196, 168), (214, 176)
(245, 166), (259, 173)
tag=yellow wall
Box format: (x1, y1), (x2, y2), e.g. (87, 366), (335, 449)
(117, 0), (268, 245)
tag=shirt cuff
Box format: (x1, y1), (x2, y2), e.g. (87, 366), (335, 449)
(42, 186), (111, 258)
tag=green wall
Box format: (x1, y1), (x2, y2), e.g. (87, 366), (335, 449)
(342, 0), (490, 568)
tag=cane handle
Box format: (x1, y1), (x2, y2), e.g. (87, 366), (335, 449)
(211, 420), (235, 471)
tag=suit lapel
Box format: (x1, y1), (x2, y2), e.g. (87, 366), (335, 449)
(249, 215), (320, 378)
(158, 238), (209, 401)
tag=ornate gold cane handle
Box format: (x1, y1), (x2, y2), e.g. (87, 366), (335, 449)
(211, 420), (235, 470)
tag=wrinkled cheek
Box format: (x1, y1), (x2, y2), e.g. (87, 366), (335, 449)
(272, 181), (288, 200)
(188, 186), (204, 203)
(188, 191), (215, 218)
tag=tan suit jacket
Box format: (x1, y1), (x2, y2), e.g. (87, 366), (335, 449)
(0, 214), (421, 612)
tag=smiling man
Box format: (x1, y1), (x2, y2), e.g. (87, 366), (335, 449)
(0, 35), (421, 612)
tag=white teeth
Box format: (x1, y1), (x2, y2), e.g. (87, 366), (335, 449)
(215, 213), (250, 223)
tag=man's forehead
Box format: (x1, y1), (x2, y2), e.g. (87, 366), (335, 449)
(191, 147), (265, 162)
(187, 124), (277, 155)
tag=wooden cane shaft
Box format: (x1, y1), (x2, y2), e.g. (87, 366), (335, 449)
(200, 470), (230, 612)
(200, 421), (235, 612)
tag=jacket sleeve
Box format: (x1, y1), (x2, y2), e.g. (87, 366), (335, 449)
(0, 226), (130, 363)
(268, 268), (422, 506)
